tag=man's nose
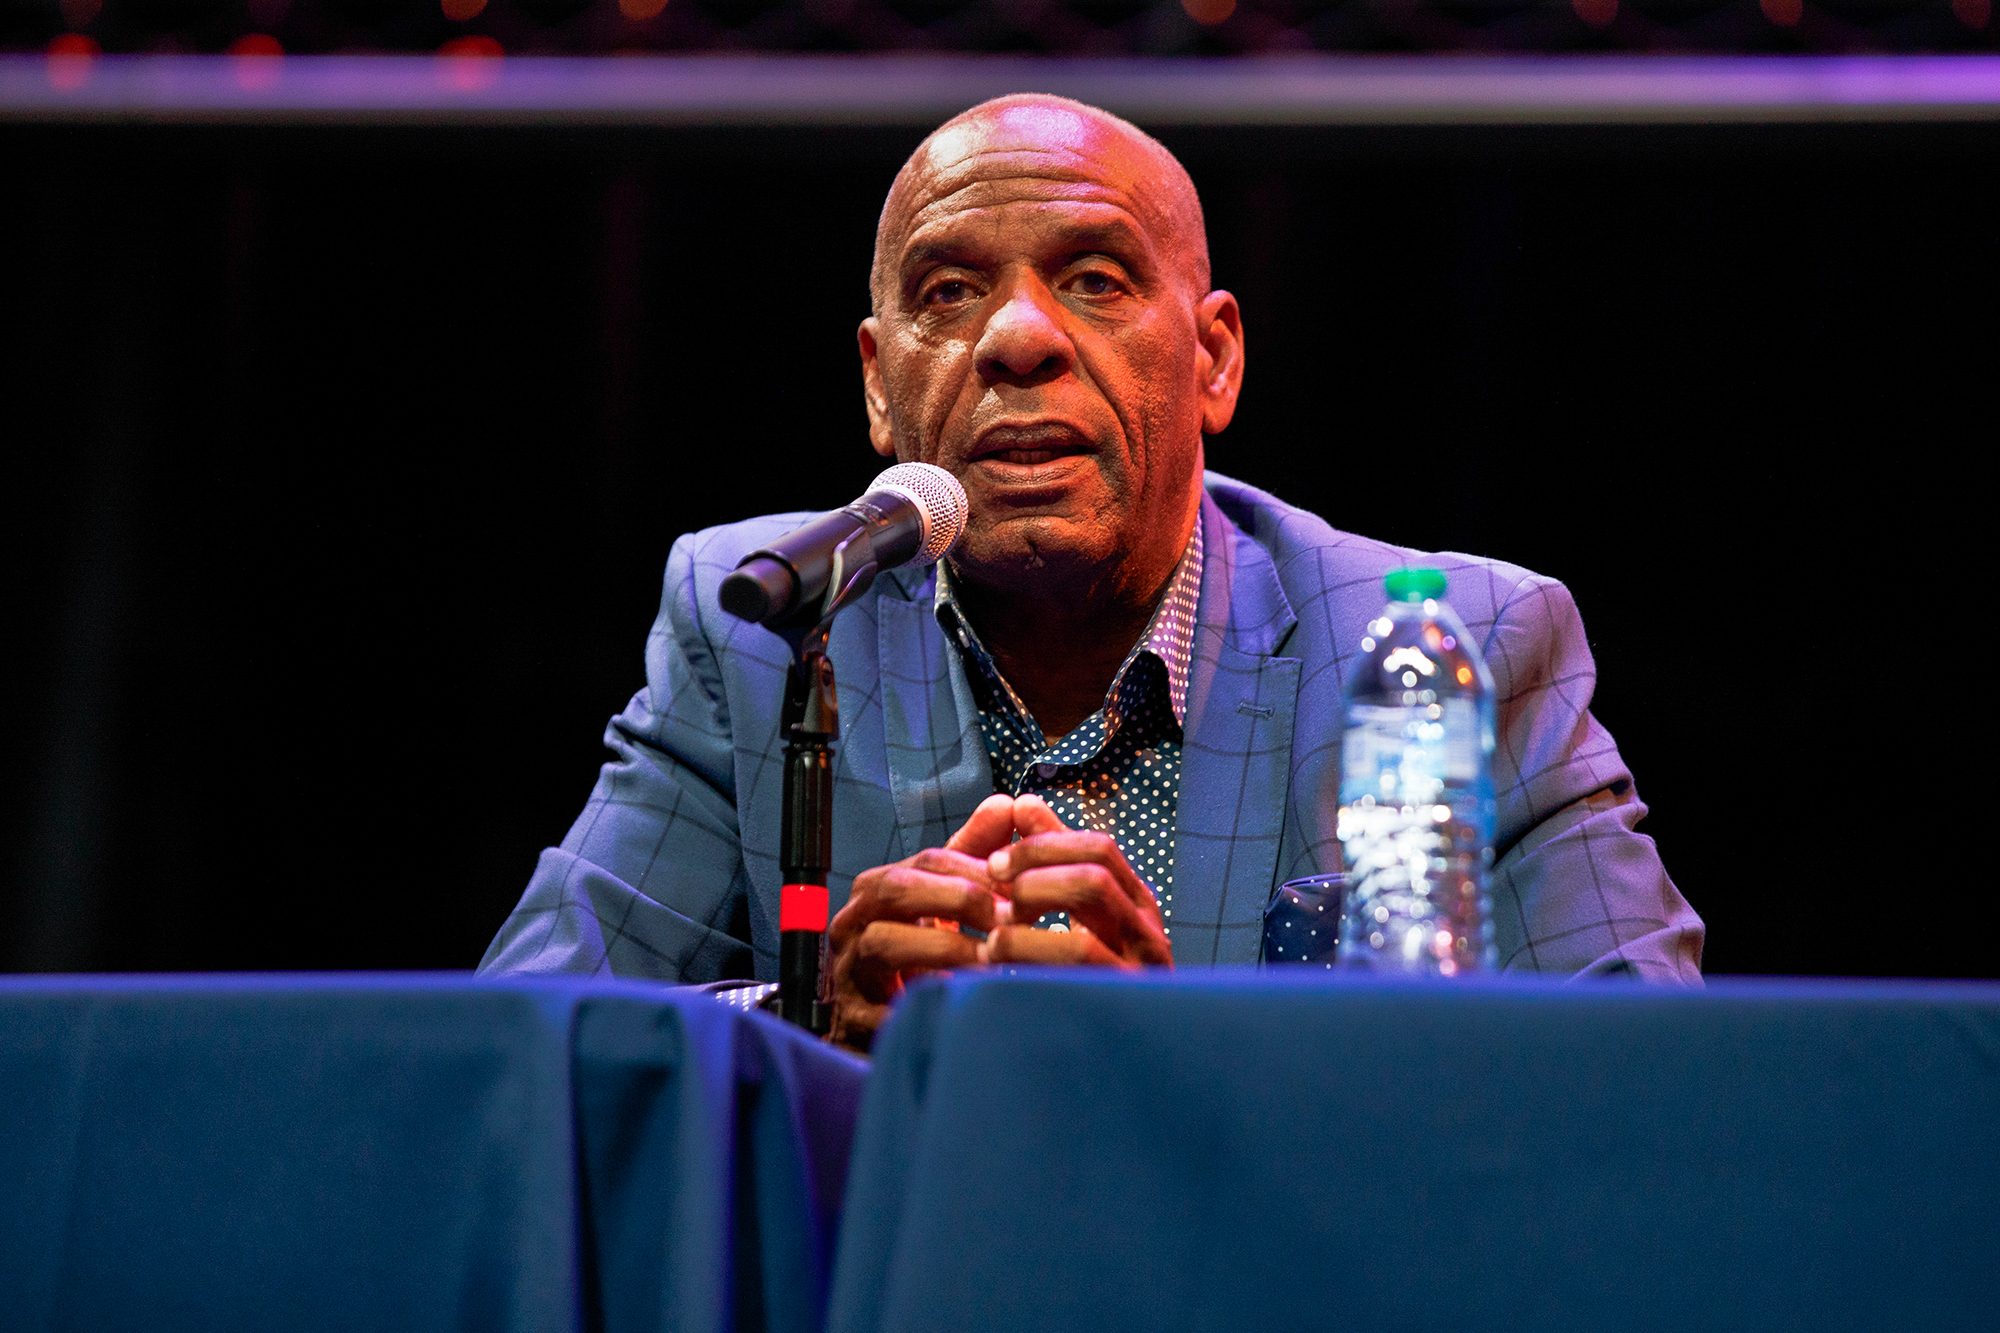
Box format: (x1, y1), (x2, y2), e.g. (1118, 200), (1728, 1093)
(974, 274), (1074, 385)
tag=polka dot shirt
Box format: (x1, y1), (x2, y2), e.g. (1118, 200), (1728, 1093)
(933, 521), (1203, 939)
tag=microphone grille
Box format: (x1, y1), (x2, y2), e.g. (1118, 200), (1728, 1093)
(872, 462), (968, 565)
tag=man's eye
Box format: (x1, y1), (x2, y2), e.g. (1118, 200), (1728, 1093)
(1073, 271), (1118, 296)
(926, 279), (972, 304)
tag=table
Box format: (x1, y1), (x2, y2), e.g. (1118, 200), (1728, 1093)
(828, 971), (2000, 1333)
(0, 973), (866, 1333)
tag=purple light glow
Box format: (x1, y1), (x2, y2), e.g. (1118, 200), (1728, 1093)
(4, 53), (2000, 125)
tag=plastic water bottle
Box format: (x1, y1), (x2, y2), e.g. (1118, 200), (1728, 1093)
(1336, 568), (1497, 976)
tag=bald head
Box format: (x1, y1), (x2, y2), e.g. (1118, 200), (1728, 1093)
(855, 90), (1244, 626)
(871, 94), (1210, 314)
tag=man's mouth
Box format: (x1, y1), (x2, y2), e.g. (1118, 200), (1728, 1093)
(967, 424), (1094, 469)
(982, 447), (1081, 465)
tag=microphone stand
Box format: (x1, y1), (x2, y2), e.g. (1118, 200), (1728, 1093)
(769, 530), (881, 1035)
(776, 622), (837, 1035)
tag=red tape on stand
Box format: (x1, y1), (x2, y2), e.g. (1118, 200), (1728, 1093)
(780, 883), (829, 932)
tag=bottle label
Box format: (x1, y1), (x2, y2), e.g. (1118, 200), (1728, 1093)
(1443, 697), (1478, 782)
(1342, 702), (1483, 800)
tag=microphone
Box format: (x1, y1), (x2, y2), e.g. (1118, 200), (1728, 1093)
(720, 462), (969, 627)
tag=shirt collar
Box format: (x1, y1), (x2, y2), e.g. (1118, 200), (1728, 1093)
(933, 515), (1204, 729)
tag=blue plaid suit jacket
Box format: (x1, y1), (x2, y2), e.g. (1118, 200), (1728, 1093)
(481, 472), (1704, 983)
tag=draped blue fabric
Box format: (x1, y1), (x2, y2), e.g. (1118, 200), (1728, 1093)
(829, 971), (2000, 1333)
(0, 974), (865, 1333)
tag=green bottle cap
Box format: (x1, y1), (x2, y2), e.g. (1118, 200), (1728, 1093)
(1383, 567), (1447, 602)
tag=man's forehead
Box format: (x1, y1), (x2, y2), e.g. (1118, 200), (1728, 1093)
(899, 180), (1153, 259)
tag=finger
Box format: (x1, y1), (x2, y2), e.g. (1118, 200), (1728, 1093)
(829, 858), (996, 948)
(828, 994), (891, 1055)
(945, 793), (1020, 859)
(1004, 863), (1134, 939)
(991, 830), (1158, 915)
(905, 845), (1000, 889)
(849, 920), (982, 1001)
(982, 923), (1131, 969)
(1006, 865), (1173, 966)
(1010, 792), (1069, 838)
(892, 849), (1003, 933)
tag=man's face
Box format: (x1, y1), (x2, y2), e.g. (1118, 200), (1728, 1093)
(860, 102), (1242, 600)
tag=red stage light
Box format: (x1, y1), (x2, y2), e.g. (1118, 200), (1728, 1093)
(228, 34), (283, 91)
(1181, 0), (1236, 24)
(1573, 0), (1617, 26)
(438, 35), (504, 92)
(618, 0), (669, 18)
(441, 0), (488, 20)
(1760, 0), (1803, 24)
(1952, 0), (1990, 26)
(46, 33), (99, 91)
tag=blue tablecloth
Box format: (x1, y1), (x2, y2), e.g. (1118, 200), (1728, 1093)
(829, 971), (2000, 1333)
(0, 973), (867, 1333)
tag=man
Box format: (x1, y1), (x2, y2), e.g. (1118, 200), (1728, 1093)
(480, 94), (1704, 1048)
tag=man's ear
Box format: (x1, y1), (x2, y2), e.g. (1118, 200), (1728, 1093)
(858, 318), (898, 459)
(1194, 291), (1245, 436)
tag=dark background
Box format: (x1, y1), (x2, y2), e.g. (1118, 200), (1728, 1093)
(11, 0), (1998, 58)
(8, 0), (1995, 57)
(2, 116), (1992, 978)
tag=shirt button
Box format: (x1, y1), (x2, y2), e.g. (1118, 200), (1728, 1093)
(1035, 761), (1061, 782)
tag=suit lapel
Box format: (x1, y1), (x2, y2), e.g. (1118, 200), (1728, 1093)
(1174, 490), (1301, 966)
(877, 570), (994, 861)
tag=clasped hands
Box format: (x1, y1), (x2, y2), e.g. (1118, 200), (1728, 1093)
(826, 792), (1173, 1052)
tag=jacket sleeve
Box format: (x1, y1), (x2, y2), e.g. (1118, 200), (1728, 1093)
(1483, 575), (1705, 982)
(477, 532), (757, 982)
